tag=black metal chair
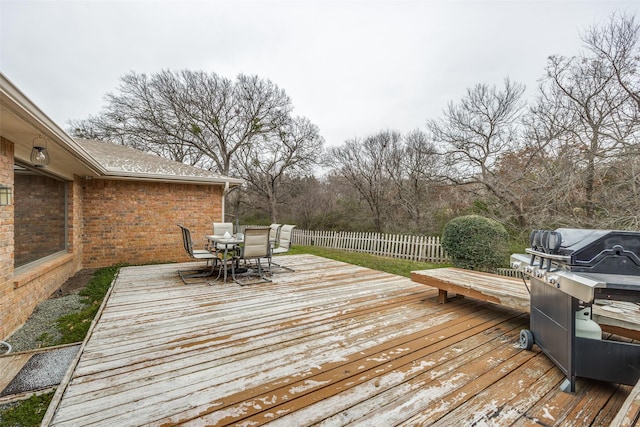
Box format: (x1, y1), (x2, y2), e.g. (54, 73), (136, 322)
(177, 224), (218, 284)
(231, 228), (272, 286)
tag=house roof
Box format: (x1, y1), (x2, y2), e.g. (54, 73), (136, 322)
(77, 139), (243, 186)
(1, 72), (242, 187)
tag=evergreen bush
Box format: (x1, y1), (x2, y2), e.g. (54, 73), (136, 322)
(441, 215), (509, 271)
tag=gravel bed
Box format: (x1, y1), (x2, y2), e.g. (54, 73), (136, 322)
(0, 295), (85, 422)
(4, 294), (85, 353)
(0, 270), (95, 423)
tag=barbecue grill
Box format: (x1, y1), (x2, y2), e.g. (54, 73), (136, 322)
(511, 228), (640, 392)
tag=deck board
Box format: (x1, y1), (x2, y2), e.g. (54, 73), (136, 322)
(411, 267), (640, 340)
(44, 255), (632, 426)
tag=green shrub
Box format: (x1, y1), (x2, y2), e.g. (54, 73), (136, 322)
(441, 215), (509, 271)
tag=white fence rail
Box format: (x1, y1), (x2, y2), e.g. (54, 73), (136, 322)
(494, 268), (521, 278)
(292, 229), (450, 263)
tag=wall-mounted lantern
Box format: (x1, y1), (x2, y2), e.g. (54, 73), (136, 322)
(0, 185), (12, 206)
(30, 135), (51, 168)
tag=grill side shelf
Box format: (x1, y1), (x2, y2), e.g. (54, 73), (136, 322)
(513, 252), (605, 302)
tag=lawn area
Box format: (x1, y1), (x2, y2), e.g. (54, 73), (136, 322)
(287, 245), (447, 276)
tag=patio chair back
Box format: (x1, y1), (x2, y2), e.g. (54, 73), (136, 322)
(269, 223), (282, 243)
(213, 222), (234, 236)
(231, 227), (272, 285)
(242, 228), (270, 259)
(177, 224), (217, 284)
(277, 224), (296, 251)
(269, 224), (296, 271)
(178, 224), (195, 256)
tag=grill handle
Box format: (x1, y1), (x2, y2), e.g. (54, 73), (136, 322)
(525, 248), (571, 263)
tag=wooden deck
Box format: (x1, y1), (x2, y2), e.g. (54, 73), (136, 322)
(43, 255), (632, 426)
(411, 267), (640, 340)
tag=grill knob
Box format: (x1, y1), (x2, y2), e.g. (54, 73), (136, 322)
(511, 261), (521, 269)
(547, 275), (558, 285)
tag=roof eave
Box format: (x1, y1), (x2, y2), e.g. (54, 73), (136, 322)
(0, 73), (106, 176)
(93, 171), (244, 186)
(1, 73), (244, 186)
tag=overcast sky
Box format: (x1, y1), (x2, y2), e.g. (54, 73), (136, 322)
(2, 1), (639, 147)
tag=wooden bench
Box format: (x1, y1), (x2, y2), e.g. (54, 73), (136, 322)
(411, 267), (640, 341)
(411, 267), (530, 309)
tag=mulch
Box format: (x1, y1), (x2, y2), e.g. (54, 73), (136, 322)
(49, 269), (97, 298)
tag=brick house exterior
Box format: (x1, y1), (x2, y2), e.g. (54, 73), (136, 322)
(81, 179), (224, 267)
(0, 74), (242, 339)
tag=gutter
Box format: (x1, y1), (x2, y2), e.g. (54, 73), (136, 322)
(95, 172), (244, 186)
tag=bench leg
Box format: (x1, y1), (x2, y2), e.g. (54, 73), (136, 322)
(438, 289), (448, 304)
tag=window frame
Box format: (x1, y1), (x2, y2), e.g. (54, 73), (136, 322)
(13, 162), (69, 269)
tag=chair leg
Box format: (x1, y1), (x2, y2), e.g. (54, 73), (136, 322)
(265, 256), (272, 275)
(269, 257), (295, 272)
(178, 262), (216, 285)
(230, 254), (237, 282)
(235, 258), (272, 286)
(257, 258), (264, 277)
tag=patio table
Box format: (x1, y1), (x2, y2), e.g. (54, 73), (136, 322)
(206, 235), (243, 282)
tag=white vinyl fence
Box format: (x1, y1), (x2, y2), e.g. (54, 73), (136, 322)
(292, 229), (450, 263)
(493, 268), (521, 278)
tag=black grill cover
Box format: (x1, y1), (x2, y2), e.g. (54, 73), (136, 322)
(555, 228), (640, 275)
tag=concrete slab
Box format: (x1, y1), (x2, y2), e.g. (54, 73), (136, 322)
(0, 345), (80, 397)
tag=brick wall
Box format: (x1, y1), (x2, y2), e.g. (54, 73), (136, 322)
(0, 138), (15, 335)
(81, 179), (224, 268)
(0, 138), (83, 339)
(1, 149), (225, 339)
(8, 253), (80, 339)
(0, 137), (85, 340)
(69, 175), (83, 256)
(0, 137), (15, 339)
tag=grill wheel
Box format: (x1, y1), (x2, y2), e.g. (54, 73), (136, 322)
(520, 329), (534, 351)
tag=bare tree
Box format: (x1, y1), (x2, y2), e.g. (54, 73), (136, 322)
(385, 129), (441, 232)
(236, 116), (324, 222)
(595, 151), (640, 229)
(533, 51), (638, 224)
(286, 176), (337, 230)
(328, 130), (400, 233)
(583, 13), (640, 111)
(427, 78), (529, 227)
(70, 70), (292, 176)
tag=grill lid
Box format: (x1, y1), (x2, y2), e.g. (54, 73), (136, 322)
(529, 228), (640, 275)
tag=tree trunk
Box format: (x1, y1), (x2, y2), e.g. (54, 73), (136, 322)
(585, 153), (596, 222)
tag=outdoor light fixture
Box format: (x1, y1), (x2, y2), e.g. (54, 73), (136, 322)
(30, 135), (51, 168)
(0, 185), (12, 206)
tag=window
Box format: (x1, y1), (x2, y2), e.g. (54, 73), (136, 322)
(14, 164), (67, 267)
